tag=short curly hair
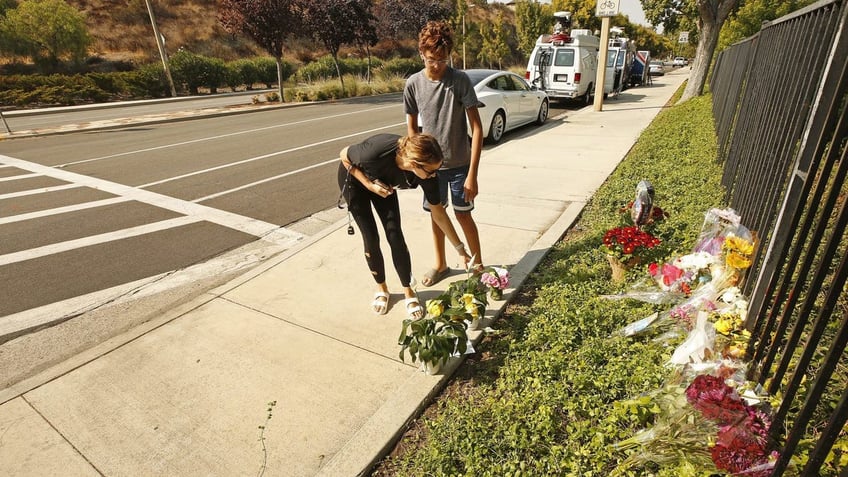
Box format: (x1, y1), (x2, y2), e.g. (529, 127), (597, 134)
(418, 21), (453, 56)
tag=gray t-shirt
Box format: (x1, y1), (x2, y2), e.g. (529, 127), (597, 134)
(403, 68), (479, 169)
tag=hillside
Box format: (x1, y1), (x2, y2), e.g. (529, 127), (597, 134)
(61, 1), (513, 67)
(66, 0), (264, 64)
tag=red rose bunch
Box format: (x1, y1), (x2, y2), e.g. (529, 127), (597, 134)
(602, 225), (661, 260)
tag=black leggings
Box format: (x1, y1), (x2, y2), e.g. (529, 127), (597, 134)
(340, 168), (412, 286)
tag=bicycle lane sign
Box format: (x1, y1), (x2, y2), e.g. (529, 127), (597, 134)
(596, 0), (620, 17)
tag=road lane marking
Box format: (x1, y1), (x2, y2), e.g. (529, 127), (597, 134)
(0, 238), (288, 341)
(0, 173), (39, 182)
(0, 155), (304, 247)
(143, 122), (404, 189)
(0, 197), (130, 225)
(0, 216), (201, 266)
(56, 104), (401, 168)
(195, 158), (338, 202)
(0, 183), (83, 200)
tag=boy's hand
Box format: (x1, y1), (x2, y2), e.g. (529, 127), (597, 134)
(464, 176), (478, 201)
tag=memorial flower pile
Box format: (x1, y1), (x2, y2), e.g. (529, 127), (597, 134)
(608, 205), (781, 475)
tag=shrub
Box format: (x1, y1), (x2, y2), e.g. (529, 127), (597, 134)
(376, 57), (422, 79)
(121, 63), (170, 98)
(169, 49), (229, 94)
(252, 56), (293, 88)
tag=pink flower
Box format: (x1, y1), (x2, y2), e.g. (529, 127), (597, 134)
(661, 263), (684, 286)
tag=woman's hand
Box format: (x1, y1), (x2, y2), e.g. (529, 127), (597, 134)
(370, 180), (394, 198)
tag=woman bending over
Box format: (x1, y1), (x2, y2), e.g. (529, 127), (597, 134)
(338, 133), (470, 319)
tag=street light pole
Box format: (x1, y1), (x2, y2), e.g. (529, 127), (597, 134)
(462, 13), (466, 70)
(145, 0), (177, 97)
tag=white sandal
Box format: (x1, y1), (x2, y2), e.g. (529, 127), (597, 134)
(372, 292), (390, 315)
(405, 297), (423, 320)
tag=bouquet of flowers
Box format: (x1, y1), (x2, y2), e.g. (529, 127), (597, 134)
(685, 374), (778, 476)
(648, 251), (719, 296)
(708, 287), (751, 360)
(613, 367), (778, 477)
(480, 266), (510, 300)
(399, 273), (488, 371)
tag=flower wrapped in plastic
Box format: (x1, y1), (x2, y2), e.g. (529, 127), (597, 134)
(707, 287), (751, 360)
(648, 251), (720, 296)
(694, 208), (742, 255)
(480, 266), (509, 300)
(613, 366), (779, 476)
(685, 374), (779, 476)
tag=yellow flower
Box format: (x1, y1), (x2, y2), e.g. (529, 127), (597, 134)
(714, 317), (734, 335)
(726, 251), (752, 269)
(461, 293), (480, 317)
(724, 235), (754, 255)
(426, 299), (444, 317)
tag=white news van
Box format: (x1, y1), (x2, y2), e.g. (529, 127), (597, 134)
(525, 18), (612, 104)
(605, 29), (637, 94)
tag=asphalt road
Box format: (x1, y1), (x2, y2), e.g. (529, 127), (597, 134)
(0, 94), (410, 321)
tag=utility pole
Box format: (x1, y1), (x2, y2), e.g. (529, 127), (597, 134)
(145, 0), (177, 97)
(462, 12), (466, 69)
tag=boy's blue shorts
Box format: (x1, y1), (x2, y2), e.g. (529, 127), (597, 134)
(422, 165), (474, 213)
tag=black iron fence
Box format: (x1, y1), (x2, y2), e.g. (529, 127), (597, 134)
(710, 0), (847, 474)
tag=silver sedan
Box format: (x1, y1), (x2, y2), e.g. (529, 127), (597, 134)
(464, 69), (549, 144)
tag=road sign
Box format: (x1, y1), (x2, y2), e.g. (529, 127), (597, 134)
(596, 0), (620, 17)
(678, 31), (689, 43)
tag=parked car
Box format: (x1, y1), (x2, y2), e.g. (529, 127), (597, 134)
(464, 69), (549, 144)
(672, 56), (687, 67)
(649, 60), (666, 76)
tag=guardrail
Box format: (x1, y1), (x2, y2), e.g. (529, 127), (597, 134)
(710, 0), (847, 474)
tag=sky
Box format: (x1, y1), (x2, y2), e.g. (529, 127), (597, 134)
(619, 0), (650, 27)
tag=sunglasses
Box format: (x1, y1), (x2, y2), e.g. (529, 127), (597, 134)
(416, 163), (440, 177)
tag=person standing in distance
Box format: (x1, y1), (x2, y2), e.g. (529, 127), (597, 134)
(404, 20), (484, 287)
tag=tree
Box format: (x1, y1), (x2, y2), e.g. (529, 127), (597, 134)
(718, 0), (815, 51)
(0, 0), (91, 72)
(551, 0), (601, 32)
(303, 0), (377, 93)
(218, 0), (306, 102)
(483, 13), (510, 69)
(641, 0), (740, 101)
(374, 0), (452, 41)
(350, 1), (379, 82)
(515, 0), (551, 55)
(0, 0), (17, 17)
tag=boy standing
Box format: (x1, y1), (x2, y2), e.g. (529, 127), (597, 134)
(404, 21), (484, 286)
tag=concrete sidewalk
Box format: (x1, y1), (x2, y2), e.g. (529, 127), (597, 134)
(0, 71), (688, 476)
